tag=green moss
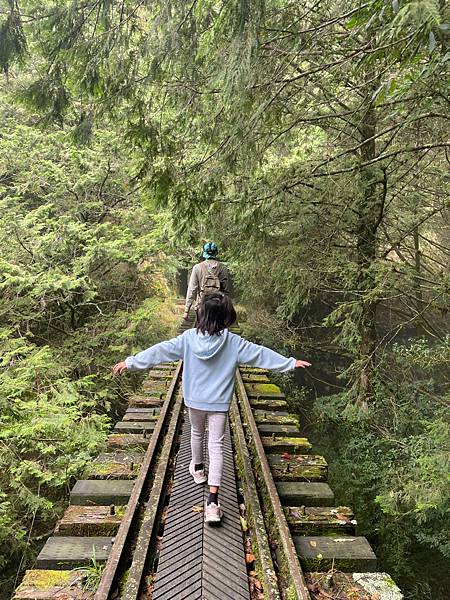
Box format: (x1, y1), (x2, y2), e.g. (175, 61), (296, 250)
(262, 436), (311, 449)
(384, 574), (397, 587)
(107, 435), (148, 450)
(21, 570), (73, 590)
(87, 460), (140, 479)
(247, 383), (282, 394)
(271, 464), (327, 481)
(250, 400), (287, 410)
(254, 414), (298, 425)
(242, 375), (270, 382)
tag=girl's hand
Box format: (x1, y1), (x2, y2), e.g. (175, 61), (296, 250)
(295, 359), (312, 369)
(113, 361), (127, 375)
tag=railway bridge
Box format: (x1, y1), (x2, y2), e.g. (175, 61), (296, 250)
(13, 303), (403, 600)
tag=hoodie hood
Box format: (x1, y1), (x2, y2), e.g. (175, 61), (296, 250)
(188, 329), (229, 360)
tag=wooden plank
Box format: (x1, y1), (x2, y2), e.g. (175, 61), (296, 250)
(305, 572), (403, 599)
(350, 573), (403, 599)
(70, 480), (134, 506)
(129, 395), (164, 407)
(147, 371), (175, 380)
(245, 383), (285, 399)
(55, 506), (123, 536)
(13, 570), (89, 600)
(106, 434), (150, 451)
(284, 506), (356, 535)
(294, 535), (377, 572)
(238, 366), (269, 374)
(257, 424), (303, 437)
(202, 418), (250, 600)
(142, 381), (171, 394)
(123, 412), (159, 422)
(261, 436), (312, 454)
(268, 454), (328, 481)
(36, 537), (113, 569)
(249, 399), (288, 411)
(153, 411), (250, 600)
(113, 421), (155, 434)
(254, 411), (297, 425)
(85, 452), (143, 480)
(152, 416), (204, 600)
(276, 482), (335, 506)
(125, 407), (160, 414)
(241, 374), (270, 383)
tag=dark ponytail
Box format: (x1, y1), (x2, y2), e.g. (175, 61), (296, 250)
(196, 293), (237, 336)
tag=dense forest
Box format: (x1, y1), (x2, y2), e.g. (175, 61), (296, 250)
(0, 1), (449, 599)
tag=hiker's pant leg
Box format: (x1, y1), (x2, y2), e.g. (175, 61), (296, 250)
(207, 411), (228, 487)
(189, 407), (207, 465)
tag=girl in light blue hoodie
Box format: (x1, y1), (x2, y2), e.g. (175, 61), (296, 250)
(113, 293), (311, 523)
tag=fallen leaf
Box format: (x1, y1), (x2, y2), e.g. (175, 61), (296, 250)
(309, 540), (317, 547)
(240, 516), (248, 531)
(245, 553), (256, 563)
(192, 505), (203, 513)
(282, 452), (292, 460)
(336, 513), (352, 523)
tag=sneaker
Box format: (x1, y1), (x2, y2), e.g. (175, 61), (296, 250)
(205, 502), (223, 524)
(189, 461), (207, 484)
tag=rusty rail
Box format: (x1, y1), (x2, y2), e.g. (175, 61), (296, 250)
(94, 360), (183, 600)
(235, 368), (311, 600)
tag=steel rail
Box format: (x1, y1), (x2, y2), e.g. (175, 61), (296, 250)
(94, 360), (183, 600)
(230, 397), (282, 600)
(235, 368), (310, 600)
(123, 389), (184, 599)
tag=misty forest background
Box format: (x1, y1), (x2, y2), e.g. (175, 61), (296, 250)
(0, 1), (449, 598)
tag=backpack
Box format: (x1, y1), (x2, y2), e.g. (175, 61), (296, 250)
(197, 261), (222, 305)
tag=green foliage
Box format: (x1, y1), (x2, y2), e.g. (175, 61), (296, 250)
(0, 333), (109, 570)
(0, 90), (180, 583)
(0, 1), (27, 74)
(311, 337), (450, 599)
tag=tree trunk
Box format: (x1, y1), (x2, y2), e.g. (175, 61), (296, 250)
(355, 99), (383, 406)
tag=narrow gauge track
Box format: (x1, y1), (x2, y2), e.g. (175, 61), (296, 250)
(14, 306), (403, 600)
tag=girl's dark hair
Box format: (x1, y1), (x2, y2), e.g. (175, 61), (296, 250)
(196, 293), (237, 336)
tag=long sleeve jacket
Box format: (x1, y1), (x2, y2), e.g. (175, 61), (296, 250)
(125, 329), (296, 412)
(184, 260), (230, 312)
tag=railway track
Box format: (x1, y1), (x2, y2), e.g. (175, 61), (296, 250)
(13, 307), (403, 600)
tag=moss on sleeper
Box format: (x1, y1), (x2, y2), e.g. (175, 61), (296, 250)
(262, 436), (311, 450)
(246, 383), (283, 395)
(19, 570), (74, 590)
(86, 461), (141, 479)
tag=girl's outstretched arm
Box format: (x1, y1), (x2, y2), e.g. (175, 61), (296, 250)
(237, 337), (311, 372)
(113, 334), (185, 374)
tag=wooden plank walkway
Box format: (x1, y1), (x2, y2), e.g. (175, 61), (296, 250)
(152, 410), (249, 600)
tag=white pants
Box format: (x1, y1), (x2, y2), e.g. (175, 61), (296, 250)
(188, 407), (228, 487)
